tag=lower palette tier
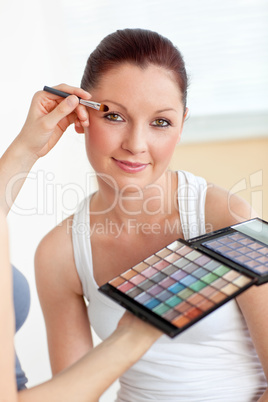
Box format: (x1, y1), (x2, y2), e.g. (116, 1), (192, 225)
(99, 239), (256, 338)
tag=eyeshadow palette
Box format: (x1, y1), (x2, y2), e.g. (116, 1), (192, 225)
(99, 218), (268, 337)
(190, 218), (268, 284)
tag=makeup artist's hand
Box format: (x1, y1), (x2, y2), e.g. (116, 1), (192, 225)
(117, 311), (162, 343)
(16, 84), (91, 161)
(0, 84), (92, 214)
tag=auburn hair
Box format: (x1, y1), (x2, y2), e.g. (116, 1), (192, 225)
(81, 28), (188, 111)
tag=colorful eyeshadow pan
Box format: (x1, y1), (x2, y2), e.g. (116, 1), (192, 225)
(142, 266), (158, 278)
(203, 232), (268, 277)
(133, 262), (149, 273)
(156, 248), (172, 258)
(99, 219), (268, 338)
(130, 274), (146, 285)
(144, 255), (160, 265)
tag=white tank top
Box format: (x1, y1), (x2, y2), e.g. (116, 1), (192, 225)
(72, 170), (266, 401)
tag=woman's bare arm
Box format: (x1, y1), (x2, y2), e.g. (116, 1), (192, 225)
(18, 312), (161, 402)
(34, 217), (93, 374)
(0, 210), (18, 401)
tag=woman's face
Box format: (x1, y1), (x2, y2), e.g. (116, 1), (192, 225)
(84, 63), (187, 192)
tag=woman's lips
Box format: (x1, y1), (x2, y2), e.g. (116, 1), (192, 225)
(113, 158), (149, 173)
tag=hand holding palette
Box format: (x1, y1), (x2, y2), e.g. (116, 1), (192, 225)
(99, 218), (268, 338)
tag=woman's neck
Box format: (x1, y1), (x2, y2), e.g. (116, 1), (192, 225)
(91, 170), (178, 226)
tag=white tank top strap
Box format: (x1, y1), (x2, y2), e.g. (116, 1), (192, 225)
(177, 170), (207, 240)
(72, 196), (93, 301)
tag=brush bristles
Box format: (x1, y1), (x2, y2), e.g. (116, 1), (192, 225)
(99, 104), (109, 112)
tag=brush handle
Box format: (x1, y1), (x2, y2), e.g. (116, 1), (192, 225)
(43, 86), (80, 100)
(43, 85), (107, 112)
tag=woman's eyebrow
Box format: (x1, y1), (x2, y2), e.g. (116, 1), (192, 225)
(101, 101), (178, 114)
(155, 108), (178, 113)
(101, 100), (128, 111)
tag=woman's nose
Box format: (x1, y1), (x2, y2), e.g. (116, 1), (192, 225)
(121, 124), (147, 154)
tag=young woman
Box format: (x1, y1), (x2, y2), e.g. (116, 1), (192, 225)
(35, 29), (268, 401)
(0, 85), (161, 401)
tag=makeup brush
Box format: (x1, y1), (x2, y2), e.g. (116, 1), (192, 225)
(43, 86), (109, 112)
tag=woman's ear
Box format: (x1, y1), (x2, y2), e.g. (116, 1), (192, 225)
(177, 107), (189, 144)
(183, 107), (189, 123)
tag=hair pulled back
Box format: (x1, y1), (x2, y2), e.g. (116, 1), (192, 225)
(81, 28), (188, 111)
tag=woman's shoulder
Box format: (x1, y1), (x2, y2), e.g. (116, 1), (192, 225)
(35, 215), (83, 296)
(36, 215), (74, 253)
(205, 182), (255, 232)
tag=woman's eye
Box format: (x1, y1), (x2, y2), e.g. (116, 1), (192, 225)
(104, 113), (123, 122)
(152, 119), (171, 127)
